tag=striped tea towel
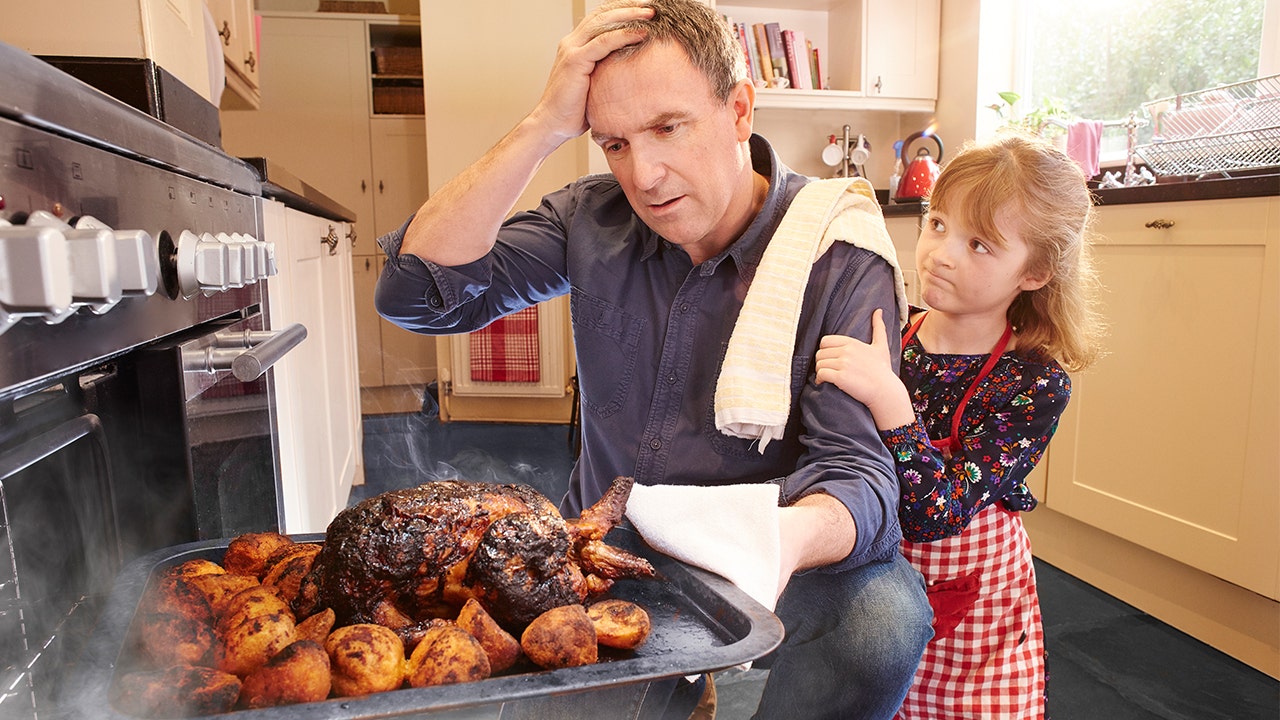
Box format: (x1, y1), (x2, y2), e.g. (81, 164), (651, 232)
(469, 306), (540, 382)
(713, 177), (908, 451)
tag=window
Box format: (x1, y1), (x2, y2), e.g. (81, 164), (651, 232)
(1015, 0), (1268, 162)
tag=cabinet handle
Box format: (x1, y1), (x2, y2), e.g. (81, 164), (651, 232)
(874, 75), (882, 94)
(365, 258), (371, 271)
(321, 225), (339, 255)
(219, 21), (231, 46)
(244, 51), (257, 72)
(378, 180), (384, 194)
(361, 180), (367, 193)
(346, 227), (357, 247)
(1144, 219), (1175, 229)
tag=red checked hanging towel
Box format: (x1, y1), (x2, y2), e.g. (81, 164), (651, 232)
(469, 306), (541, 383)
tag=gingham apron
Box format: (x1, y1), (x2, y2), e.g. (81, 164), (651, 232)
(895, 504), (1047, 719)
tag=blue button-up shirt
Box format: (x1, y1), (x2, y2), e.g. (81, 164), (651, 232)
(376, 135), (903, 571)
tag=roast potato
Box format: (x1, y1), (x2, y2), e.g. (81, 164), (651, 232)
(261, 544), (320, 605)
(115, 666), (241, 718)
(188, 573), (259, 617)
(164, 558), (226, 581)
(586, 599), (651, 650)
(295, 607), (336, 645)
(216, 611), (297, 677)
(455, 598), (521, 673)
(140, 612), (218, 668)
(216, 585), (291, 633)
(520, 604), (597, 669)
(142, 576), (213, 626)
(222, 532), (294, 578)
(405, 621), (491, 688)
(325, 623), (405, 697)
(237, 639), (331, 709)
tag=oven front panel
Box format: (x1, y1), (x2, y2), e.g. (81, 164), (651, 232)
(0, 115), (263, 401)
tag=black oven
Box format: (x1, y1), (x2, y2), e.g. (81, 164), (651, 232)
(0, 41), (302, 718)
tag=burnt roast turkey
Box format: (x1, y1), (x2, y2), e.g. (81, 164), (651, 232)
(295, 476), (655, 634)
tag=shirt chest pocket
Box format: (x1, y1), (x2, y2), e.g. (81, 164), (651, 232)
(570, 288), (645, 418)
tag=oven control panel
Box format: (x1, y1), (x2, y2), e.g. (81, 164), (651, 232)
(0, 115), (273, 400)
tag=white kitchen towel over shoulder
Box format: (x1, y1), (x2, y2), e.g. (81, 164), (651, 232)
(625, 482), (782, 612)
(714, 177), (908, 451)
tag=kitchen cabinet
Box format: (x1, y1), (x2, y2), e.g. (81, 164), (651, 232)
(717, 0), (938, 112)
(220, 12), (436, 415)
(883, 210), (922, 306)
(206, 0), (261, 108)
(1024, 194), (1279, 676)
(262, 199), (362, 534)
(1, 0), (215, 103)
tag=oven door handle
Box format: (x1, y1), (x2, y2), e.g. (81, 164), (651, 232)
(192, 322), (308, 382)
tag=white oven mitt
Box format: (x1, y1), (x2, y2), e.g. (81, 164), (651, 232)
(625, 483), (782, 613)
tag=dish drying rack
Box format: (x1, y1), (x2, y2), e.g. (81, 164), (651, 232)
(1135, 73), (1280, 176)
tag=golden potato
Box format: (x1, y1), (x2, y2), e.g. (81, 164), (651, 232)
(237, 639), (331, 709)
(223, 532), (294, 578)
(520, 604), (598, 669)
(217, 611), (297, 677)
(140, 612), (218, 667)
(456, 598), (521, 673)
(188, 572), (259, 617)
(142, 576), (213, 626)
(405, 622), (491, 688)
(115, 666), (241, 718)
(216, 585), (292, 636)
(261, 544), (320, 605)
(164, 558), (226, 581)
(325, 623), (405, 697)
(295, 607), (336, 645)
(586, 599), (651, 650)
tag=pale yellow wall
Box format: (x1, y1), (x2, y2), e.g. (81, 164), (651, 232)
(933, 0), (1016, 149)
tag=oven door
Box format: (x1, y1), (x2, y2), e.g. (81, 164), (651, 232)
(121, 312), (305, 543)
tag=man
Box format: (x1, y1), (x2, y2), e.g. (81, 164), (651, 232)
(375, 0), (931, 717)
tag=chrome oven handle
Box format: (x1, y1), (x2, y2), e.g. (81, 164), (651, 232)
(184, 323), (308, 382)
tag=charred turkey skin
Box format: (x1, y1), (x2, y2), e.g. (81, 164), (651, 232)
(296, 478), (653, 631)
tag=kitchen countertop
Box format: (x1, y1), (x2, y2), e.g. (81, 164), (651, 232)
(1092, 172), (1278, 205)
(239, 157), (356, 222)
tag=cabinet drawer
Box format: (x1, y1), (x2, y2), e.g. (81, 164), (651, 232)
(1093, 196), (1274, 247)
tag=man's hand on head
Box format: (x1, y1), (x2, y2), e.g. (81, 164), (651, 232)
(528, 1), (654, 147)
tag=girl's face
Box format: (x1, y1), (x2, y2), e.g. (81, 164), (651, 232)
(915, 204), (1049, 318)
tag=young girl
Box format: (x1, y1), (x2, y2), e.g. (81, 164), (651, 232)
(815, 132), (1105, 719)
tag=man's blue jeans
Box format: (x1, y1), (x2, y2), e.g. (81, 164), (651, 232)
(752, 552), (932, 720)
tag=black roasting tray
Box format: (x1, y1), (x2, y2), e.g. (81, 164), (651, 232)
(69, 528), (784, 719)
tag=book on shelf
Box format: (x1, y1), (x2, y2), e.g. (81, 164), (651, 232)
(751, 23), (775, 87)
(812, 45), (825, 91)
(763, 22), (789, 87)
(781, 29), (813, 90)
(806, 38), (823, 90)
(729, 20), (757, 84)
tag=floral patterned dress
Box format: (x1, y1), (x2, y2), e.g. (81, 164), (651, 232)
(884, 313), (1071, 720)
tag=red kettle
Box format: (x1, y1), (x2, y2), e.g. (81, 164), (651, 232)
(894, 130), (944, 202)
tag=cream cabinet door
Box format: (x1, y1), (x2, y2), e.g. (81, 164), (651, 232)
(863, 0), (939, 100)
(1044, 196), (1279, 600)
(352, 255), (385, 388)
(368, 117), (429, 253)
(264, 201), (361, 532)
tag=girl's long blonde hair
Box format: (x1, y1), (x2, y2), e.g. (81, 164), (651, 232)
(927, 131), (1106, 371)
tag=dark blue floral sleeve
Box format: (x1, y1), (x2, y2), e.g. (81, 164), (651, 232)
(879, 356), (1071, 543)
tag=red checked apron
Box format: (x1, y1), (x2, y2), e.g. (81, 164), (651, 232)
(894, 313), (1046, 720)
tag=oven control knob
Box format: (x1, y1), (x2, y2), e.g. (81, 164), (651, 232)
(216, 232), (245, 288)
(0, 221), (74, 330)
(175, 230), (230, 297)
(28, 211), (121, 314)
(230, 233), (259, 284)
(74, 216), (159, 297)
(259, 241), (278, 277)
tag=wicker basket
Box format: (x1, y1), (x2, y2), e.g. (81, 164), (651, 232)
(372, 85), (424, 115)
(372, 47), (422, 75)
(317, 0), (388, 12)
